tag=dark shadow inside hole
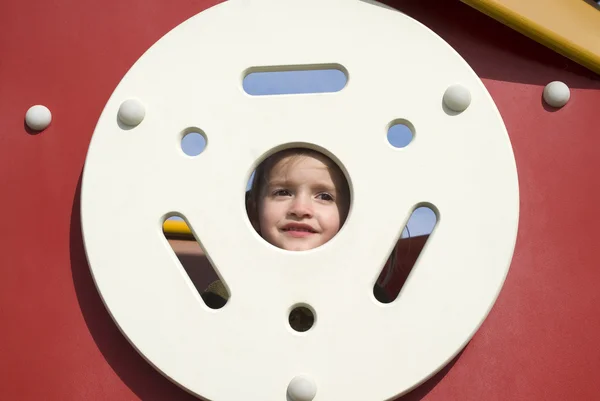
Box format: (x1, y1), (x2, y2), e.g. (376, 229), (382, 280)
(375, 206), (438, 303)
(162, 216), (229, 309)
(289, 306), (315, 332)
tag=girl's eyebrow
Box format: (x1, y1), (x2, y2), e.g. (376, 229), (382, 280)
(267, 179), (336, 192)
(267, 179), (337, 194)
(265, 179), (288, 187)
(312, 182), (337, 193)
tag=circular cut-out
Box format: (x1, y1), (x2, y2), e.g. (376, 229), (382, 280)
(245, 147), (350, 252)
(181, 131), (207, 156)
(118, 99), (145, 126)
(81, 1), (519, 400)
(287, 375), (317, 401)
(25, 105), (52, 131)
(387, 121), (414, 148)
(543, 81), (570, 108)
(443, 84), (471, 112)
(289, 305), (315, 332)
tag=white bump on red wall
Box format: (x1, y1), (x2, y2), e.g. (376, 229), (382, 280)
(25, 105), (52, 131)
(443, 84), (471, 113)
(118, 99), (146, 127)
(287, 375), (317, 401)
(543, 81), (570, 108)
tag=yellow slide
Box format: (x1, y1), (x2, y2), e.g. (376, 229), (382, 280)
(462, 0), (600, 74)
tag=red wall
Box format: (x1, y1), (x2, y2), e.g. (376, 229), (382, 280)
(1, 0), (599, 400)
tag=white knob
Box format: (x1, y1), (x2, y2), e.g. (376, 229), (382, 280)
(443, 84), (471, 113)
(118, 99), (146, 127)
(25, 105), (52, 131)
(543, 81), (570, 108)
(287, 375), (317, 401)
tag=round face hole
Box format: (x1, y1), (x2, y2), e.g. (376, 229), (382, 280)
(387, 120), (414, 148)
(245, 147), (350, 252)
(289, 306), (315, 332)
(181, 131), (207, 156)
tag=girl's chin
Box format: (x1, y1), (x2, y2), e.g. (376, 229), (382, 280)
(279, 239), (324, 252)
(263, 232), (329, 251)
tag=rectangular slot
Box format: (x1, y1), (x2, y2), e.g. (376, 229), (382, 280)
(243, 64), (348, 96)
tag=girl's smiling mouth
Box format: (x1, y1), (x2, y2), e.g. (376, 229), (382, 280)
(281, 223), (317, 236)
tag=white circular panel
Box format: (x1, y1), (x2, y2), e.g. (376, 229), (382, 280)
(81, 0), (519, 400)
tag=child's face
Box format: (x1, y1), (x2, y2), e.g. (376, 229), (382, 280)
(256, 153), (349, 251)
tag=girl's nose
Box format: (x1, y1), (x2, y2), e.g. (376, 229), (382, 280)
(288, 195), (313, 218)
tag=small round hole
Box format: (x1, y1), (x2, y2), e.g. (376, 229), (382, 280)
(289, 305), (315, 332)
(387, 120), (414, 148)
(181, 131), (207, 156)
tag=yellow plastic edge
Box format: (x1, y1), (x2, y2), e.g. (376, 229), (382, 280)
(163, 219), (193, 239)
(461, 0), (600, 75)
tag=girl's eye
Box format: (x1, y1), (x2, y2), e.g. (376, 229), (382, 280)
(273, 189), (291, 197)
(316, 193), (334, 201)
